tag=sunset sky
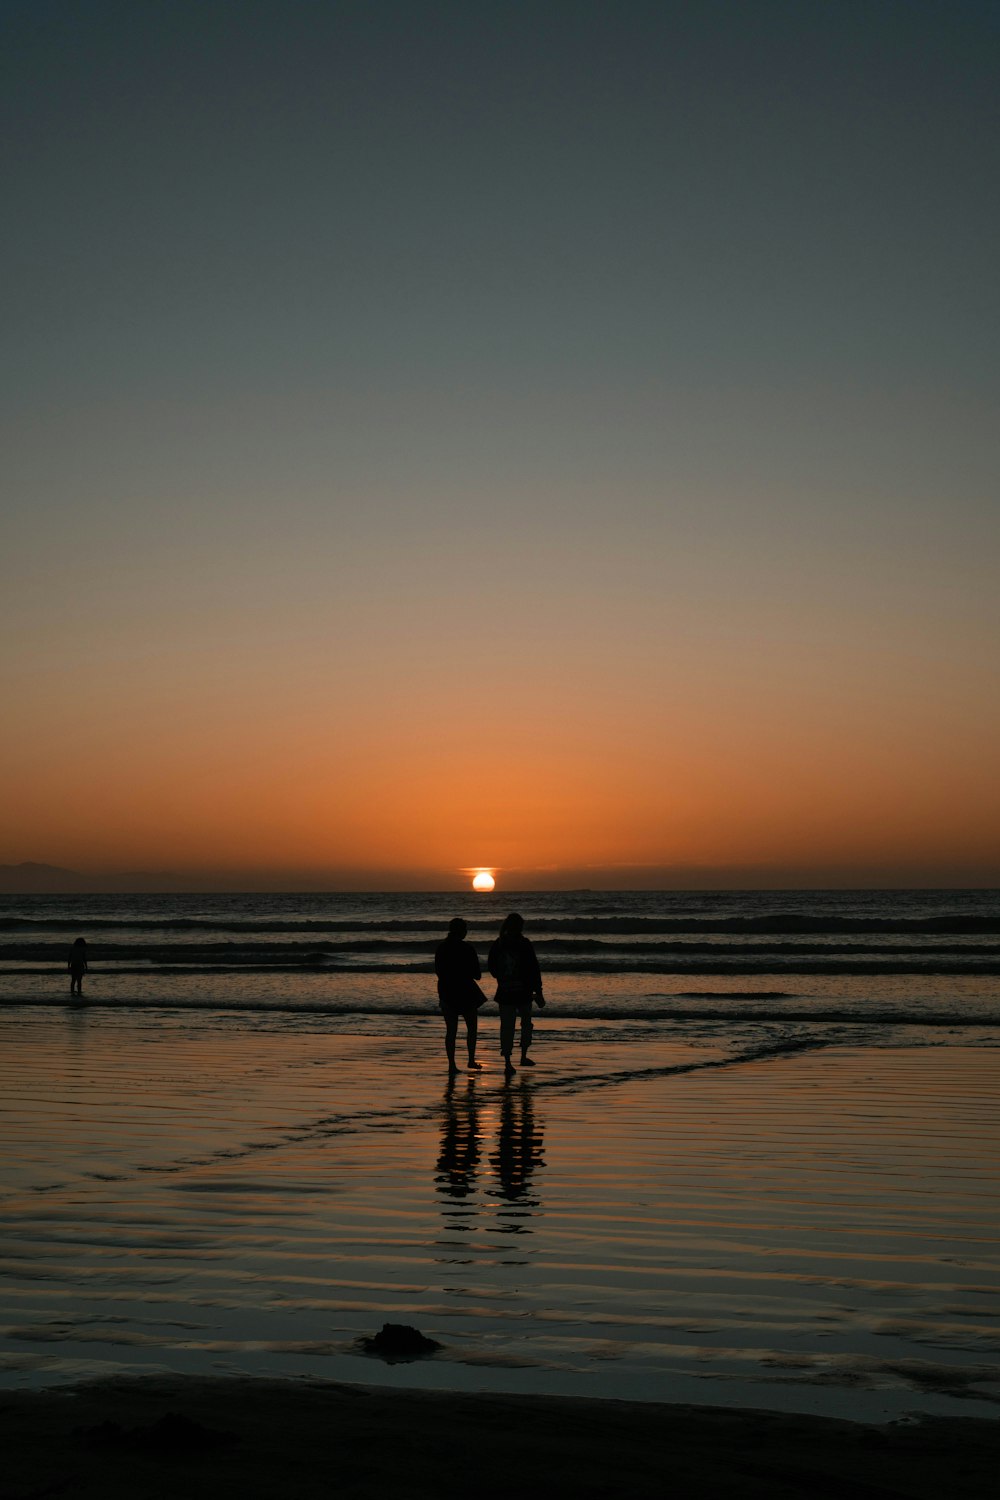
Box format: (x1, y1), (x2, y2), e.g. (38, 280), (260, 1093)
(3, 1), (998, 890)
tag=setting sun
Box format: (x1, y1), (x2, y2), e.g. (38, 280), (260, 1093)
(471, 871), (496, 892)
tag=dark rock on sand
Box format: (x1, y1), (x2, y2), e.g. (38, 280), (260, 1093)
(358, 1322), (442, 1358)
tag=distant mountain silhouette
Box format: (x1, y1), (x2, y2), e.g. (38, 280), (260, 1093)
(0, 863), (93, 892)
(0, 863), (190, 893)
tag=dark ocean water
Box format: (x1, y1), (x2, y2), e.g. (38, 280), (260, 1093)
(1, 889), (998, 1028)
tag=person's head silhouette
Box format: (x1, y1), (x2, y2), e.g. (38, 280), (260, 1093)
(499, 913), (524, 943)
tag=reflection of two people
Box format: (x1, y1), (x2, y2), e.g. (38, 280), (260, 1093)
(435, 1079), (546, 1214)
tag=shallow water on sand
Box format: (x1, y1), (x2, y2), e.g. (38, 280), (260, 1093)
(1, 1007), (998, 1422)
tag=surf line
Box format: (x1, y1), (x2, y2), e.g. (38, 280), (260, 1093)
(29, 1034), (857, 1192)
(532, 1031), (847, 1097)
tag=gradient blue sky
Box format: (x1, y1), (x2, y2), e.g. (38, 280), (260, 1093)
(3, 1), (998, 888)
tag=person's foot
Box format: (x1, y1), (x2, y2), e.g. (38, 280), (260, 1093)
(504, 1060), (516, 1077)
(520, 1055), (536, 1066)
(467, 1060), (483, 1071)
(447, 1063), (459, 1076)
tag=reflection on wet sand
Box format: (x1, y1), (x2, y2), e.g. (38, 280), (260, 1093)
(490, 1082), (545, 1216)
(435, 1078), (481, 1206)
(434, 1078), (547, 1236)
(0, 1011), (996, 1419)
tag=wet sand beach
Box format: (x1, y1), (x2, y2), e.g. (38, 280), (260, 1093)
(1, 1006), (998, 1424)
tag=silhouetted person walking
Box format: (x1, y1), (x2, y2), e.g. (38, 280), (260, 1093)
(488, 913), (545, 1077)
(434, 918), (485, 1075)
(68, 938), (88, 999)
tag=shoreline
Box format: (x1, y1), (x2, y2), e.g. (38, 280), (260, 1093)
(3, 1374), (998, 1499)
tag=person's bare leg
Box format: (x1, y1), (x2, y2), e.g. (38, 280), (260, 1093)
(466, 1011), (482, 1069)
(519, 1007), (534, 1065)
(500, 1005), (516, 1075)
(444, 1011), (459, 1073)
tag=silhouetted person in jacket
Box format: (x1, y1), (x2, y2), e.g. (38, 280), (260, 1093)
(488, 912), (545, 1077)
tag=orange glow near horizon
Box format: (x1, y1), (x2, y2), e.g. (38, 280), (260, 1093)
(471, 871), (496, 892)
(3, 480), (999, 890)
(3, 645), (999, 886)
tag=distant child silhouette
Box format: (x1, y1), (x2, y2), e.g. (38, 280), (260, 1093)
(434, 918), (486, 1075)
(488, 913), (545, 1077)
(68, 937), (88, 999)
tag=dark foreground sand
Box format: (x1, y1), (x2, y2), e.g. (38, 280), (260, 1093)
(1, 1377), (996, 1500)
